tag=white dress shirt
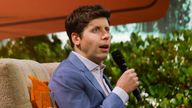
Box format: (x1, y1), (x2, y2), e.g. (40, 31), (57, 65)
(72, 51), (129, 104)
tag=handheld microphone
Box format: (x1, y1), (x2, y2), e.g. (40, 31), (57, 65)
(111, 49), (142, 101)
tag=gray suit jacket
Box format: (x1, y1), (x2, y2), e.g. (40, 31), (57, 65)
(49, 52), (125, 108)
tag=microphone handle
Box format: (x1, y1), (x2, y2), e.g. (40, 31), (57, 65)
(111, 49), (142, 101)
(133, 86), (142, 101)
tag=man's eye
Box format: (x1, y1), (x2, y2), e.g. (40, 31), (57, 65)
(92, 27), (100, 33)
(105, 27), (110, 33)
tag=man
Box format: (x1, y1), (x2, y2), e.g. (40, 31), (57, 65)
(49, 5), (139, 108)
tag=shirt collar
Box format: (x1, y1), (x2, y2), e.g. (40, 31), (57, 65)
(72, 51), (106, 71)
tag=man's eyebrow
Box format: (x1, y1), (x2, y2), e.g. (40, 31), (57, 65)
(93, 25), (110, 28)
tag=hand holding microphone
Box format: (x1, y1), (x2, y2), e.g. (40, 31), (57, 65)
(112, 49), (142, 101)
(116, 69), (139, 93)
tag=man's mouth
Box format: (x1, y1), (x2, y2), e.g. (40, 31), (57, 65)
(99, 45), (109, 49)
(99, 45), (109, 52)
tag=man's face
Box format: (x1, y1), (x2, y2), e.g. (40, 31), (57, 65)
(74, 17), (111, 64)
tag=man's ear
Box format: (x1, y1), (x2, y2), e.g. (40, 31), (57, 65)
(71, 32), (81, 46)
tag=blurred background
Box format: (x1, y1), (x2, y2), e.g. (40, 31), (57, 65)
(0, 0), (192, 107)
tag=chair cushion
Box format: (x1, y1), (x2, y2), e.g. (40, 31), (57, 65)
(0, 59), (57, 108)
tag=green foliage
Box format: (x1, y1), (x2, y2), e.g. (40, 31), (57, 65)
(106, 30), (192, 107)
(0, 30), (192, 107)
(0, 34), (71, 62)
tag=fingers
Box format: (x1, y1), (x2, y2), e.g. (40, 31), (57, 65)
(136, 81), (140, 86)
(125, 69), (138, 78)
(126, 69), (135, 73)
(116, 68), (140, 92)
(127, 69), (140, 87)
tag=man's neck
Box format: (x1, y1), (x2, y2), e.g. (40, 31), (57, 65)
(72, 50), (103, 65)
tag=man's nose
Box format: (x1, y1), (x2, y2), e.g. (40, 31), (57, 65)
(101, 31), (111, 40)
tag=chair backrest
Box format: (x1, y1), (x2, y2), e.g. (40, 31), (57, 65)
(0, 58), (59, 108)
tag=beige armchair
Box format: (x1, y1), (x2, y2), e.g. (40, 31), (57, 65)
(0, 58), (59, 108)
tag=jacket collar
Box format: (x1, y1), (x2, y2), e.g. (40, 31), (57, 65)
(67, 52), (107, 97)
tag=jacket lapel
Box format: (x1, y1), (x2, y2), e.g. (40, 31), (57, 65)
(103, 74), (113, 91)
(68, 52), (106, 97)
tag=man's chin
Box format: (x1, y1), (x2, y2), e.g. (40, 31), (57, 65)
(99, 55), (108, 61)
